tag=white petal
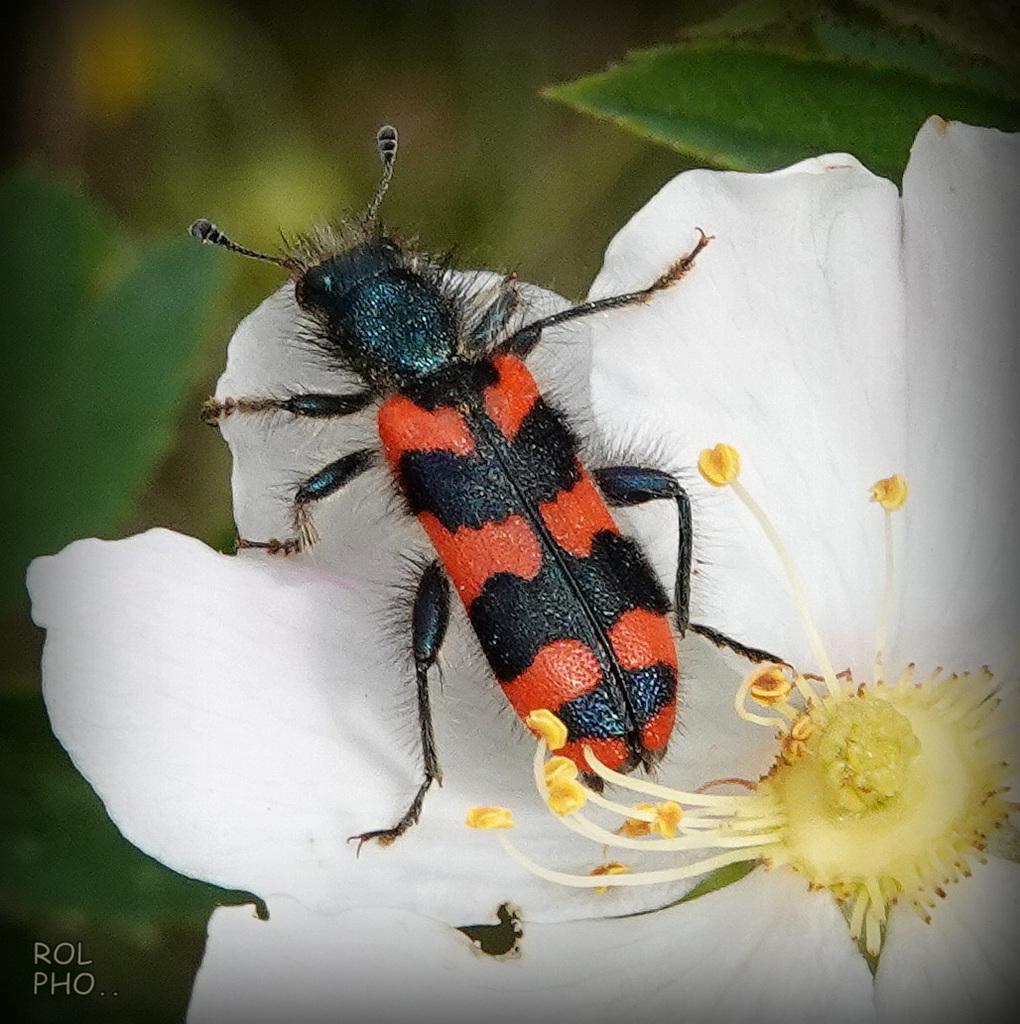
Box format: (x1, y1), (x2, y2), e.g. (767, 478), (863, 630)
(28, 530), (412, 908)
(190, 872), (876, 1024)
(510, 868), (875, 1024)
(189, 899), (472, 1024)
(897, 119), (1020, 672)
(876, 857), (1020, 1023)
(588, 157), (906, 679)
(29, 529), (735, 923)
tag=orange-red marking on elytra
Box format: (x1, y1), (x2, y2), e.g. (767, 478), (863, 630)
(377, 394), (475, 464)
(558, 737), (630, 774)
(502, 638), (602, 722)
(640, 703), (676, 753)
(538, 471), (620, 558)
(607, 608), (678, 671)
(418, 512), (542, 607)
(483, 355), (540, 441)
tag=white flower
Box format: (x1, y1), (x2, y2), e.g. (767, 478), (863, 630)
(573, 115), (1019, 1021)
(28, 117), (1019, 1022)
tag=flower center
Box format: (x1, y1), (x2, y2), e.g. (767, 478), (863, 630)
(816, 698), (919, 814)
(466, 454), (1016, 962)
(753, 663), (1012, 954)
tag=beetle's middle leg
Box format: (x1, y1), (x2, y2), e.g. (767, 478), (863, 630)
(349, 559), (450, 848)
(594, 465), (783, 665)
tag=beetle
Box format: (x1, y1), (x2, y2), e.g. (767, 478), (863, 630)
(193, 126), (773, 845)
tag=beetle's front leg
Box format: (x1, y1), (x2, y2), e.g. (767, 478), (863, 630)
(202, 389), (376, 425)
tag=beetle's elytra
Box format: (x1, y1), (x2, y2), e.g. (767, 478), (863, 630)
(193, 127), (772, 846)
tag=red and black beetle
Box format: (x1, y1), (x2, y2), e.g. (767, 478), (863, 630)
(193, 127), (770, 845)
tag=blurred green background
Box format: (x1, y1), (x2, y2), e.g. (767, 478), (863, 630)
(2, 0), (1017, 1020)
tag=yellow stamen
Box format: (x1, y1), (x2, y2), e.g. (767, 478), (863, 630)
(869, 474), (908, 512)
(698, 443), (741, 486)
(590, 861), (631, 892)
(617, 804), (657, 837)
(526, 709), (568, 750)
(649, 801), (683, 838)
(871, 474), (908, 685)
(466, 806), (514, 830)
(748, 664), (794, 706)
(780, 713), (814, 762)
(547, 779), (588, 816)
(724, 464), (841, 692)
(497, 834), (768, 888)
(544, 755), (579, 786)
(616, 801), (684, 838)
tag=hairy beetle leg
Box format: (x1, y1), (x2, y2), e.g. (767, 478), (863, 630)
(234, 448), (377, 555)
(202, 390), (376, 425)
(349, 560), (450, 848)
(594, 465), (694, 637)
(688, 623), (787, 667)
(593, 465), (787, 666)
(236, 536), (304, 555)
(504, 229), (712, 358)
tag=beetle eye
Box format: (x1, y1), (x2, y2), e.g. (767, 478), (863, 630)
(379, 238), (400, 256)
(296, 266), (333, 310)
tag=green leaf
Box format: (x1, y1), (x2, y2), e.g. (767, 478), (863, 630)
(0, 690), (255, 927)
(860, 0), (1020, 77)
(545, 44), (1020, 180)
(679, 0), (815, 40)
(612, 859), (760, 919)
(813, 13), (1017, 96)
(0, 171), (224, 612)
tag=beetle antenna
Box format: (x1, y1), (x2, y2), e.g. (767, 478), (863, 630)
(362, 125), (398, 226)
(188, 218), (294, 269)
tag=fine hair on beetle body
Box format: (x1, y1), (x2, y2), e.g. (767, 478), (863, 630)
(193, 125), (777, 848)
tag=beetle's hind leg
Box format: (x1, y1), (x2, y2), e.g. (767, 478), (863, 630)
(236, 448), (376, 555)
(350, 559), (450, 848)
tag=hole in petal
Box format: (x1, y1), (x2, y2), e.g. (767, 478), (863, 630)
(456, 903), (522, 958)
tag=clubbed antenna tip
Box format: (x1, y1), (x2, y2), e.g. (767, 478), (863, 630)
(364, 125), (399, 225)
(187, 218), (290, 268)
(377, 125), (398, 166)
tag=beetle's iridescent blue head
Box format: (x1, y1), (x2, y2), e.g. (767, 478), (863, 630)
(190, 127), (464, 386)
(295, 237), (457, 385)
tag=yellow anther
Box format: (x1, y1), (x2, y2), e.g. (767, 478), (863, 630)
(869, 474), (909, 511)
(698, 443), (741, 486)
(616, 801), (682, 838)
(618, 804), (655, 837)
(548, 778), (587, 816)
(526, 709), (568, 750)
(748, 664), (794, 706)
(781, 713), (814, 761)
(544, 755), (579, 786)
(650, 801), (684, 838)
(465, 806), (515, 830)
(590, 861), (631, 891)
